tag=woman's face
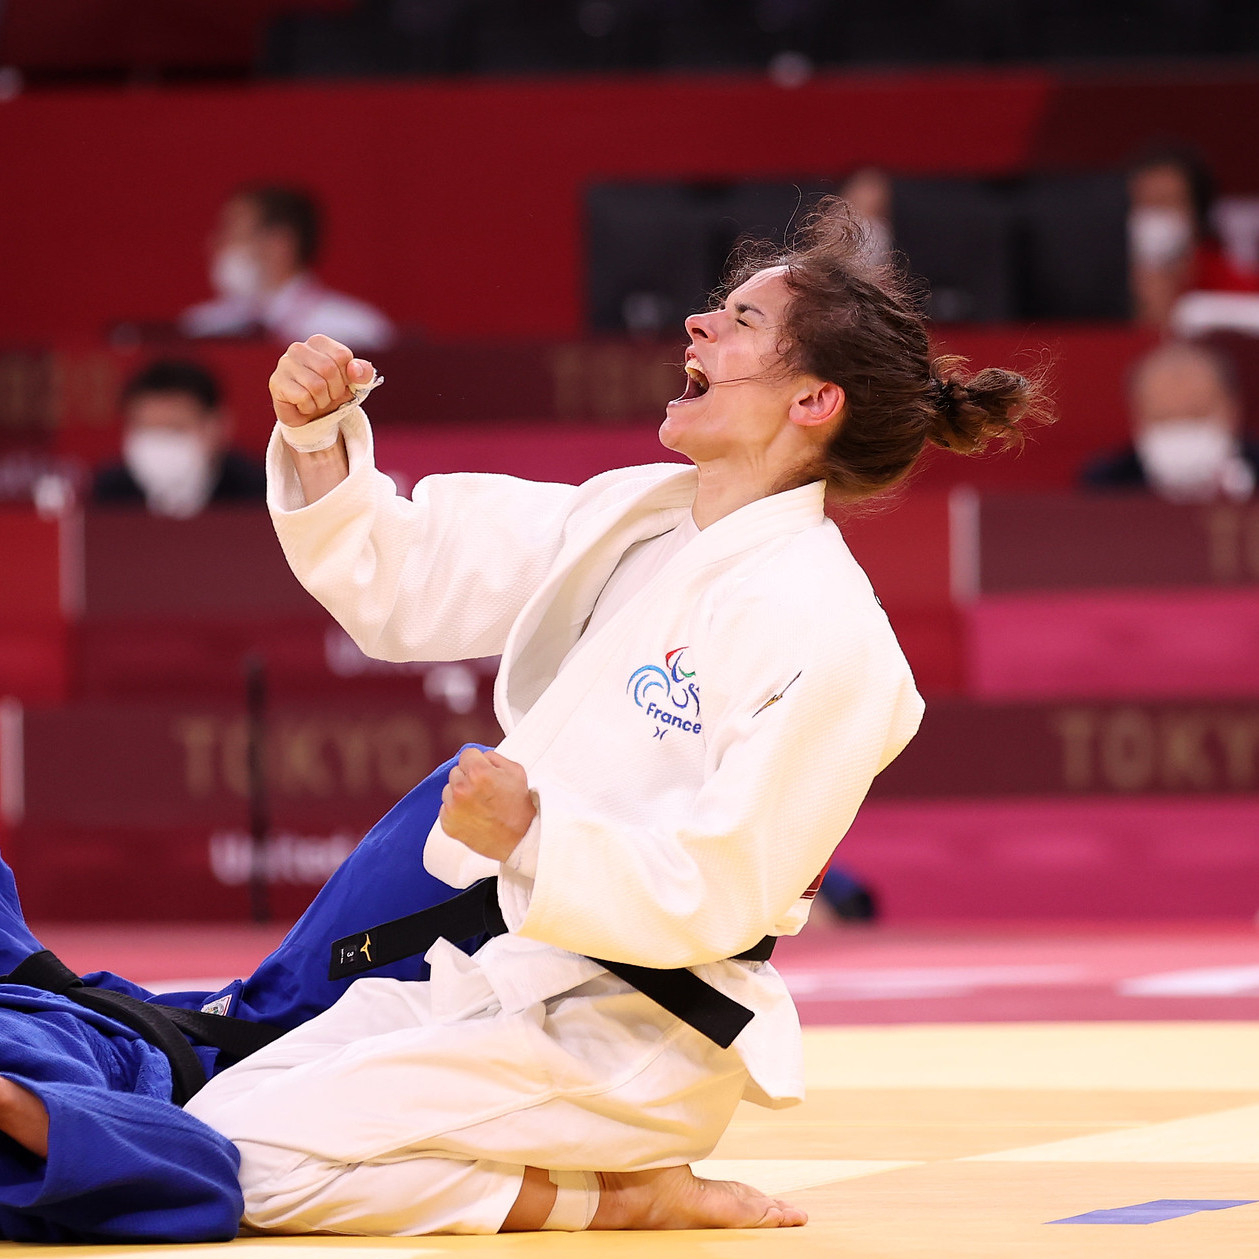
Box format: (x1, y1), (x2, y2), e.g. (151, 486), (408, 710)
(660, 267), (819, 463)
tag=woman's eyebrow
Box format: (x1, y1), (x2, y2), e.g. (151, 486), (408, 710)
(734, 302), (765, 319)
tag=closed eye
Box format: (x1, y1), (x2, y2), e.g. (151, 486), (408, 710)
(733, 300), (765, 325)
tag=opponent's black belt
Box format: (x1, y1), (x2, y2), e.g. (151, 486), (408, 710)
(1, 949), (286, 1106)
(329, 878), (775, 1050)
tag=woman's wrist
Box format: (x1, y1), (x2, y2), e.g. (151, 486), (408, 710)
(279, 408), (343, 453)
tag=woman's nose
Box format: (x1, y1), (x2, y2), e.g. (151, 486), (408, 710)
(684, 311), (713, 340)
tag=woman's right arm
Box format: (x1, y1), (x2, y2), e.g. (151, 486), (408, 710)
(267, 336), (581, 664)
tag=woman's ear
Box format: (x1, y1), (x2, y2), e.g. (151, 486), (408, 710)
(790, 380), (845, 430)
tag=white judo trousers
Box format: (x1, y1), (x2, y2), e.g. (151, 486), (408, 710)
(187, 949), (747, 1234)
(188, 401), (924, 1235)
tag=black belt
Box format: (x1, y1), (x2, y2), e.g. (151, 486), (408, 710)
(329, 878), (775, 1050)
(1, 950), (286, 1106)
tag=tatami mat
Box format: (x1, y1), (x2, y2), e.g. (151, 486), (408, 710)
(5, 1021), (1258, 1259)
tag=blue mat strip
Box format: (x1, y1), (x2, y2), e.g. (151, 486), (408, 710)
(1049, 1199), (1256, 1225)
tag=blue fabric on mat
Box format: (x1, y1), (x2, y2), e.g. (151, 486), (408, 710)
(0, 749), (473, 1242)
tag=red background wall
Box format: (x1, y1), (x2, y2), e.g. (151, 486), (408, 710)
(3, 69), (1257, 346)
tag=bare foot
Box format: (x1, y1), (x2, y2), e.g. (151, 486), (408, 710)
(592, 1165), (807, 1230)
(0, 1078), (49, 1158)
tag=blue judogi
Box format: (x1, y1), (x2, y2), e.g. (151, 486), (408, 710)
(0, 750), (472, 1243)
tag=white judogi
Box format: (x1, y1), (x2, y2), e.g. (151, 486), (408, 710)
(187, 402), (924, 1235)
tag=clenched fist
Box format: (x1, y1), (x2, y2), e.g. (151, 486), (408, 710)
(269, 333), (375, 428)
(439, 748), (537, 863)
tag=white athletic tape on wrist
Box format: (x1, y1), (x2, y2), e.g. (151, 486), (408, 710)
(541, 1170), (599, 1231)
(279, 372), (384, 453)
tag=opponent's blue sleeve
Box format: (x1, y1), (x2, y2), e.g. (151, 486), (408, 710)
(0, 1001), (242, 1244)
(0, 1076), (242, 1243)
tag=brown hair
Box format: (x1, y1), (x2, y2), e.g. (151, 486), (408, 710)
(724, 196), (1052, 501)
(234, 184), (322, 267)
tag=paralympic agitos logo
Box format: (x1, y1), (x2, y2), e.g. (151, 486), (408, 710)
(627, 647), (702, 739)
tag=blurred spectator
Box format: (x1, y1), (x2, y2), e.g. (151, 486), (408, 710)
(92, 360), (266, 517)
(1128, 146), (1259, 329)
(1082, 341), (1258, 502)
(180, 185), (395, 351)
(838, 168), (893, 268)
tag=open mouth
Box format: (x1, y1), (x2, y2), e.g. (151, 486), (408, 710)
(673, 361), (710, 404)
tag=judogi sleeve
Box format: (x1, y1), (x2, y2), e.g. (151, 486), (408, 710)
(266, 405), (582, 663)
(0, 1052), (242, 1243)
(514, 576), (925, 968)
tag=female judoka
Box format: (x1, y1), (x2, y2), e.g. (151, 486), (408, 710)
(187, 200), (1045, 1235)
(0, 758), (469, 1242)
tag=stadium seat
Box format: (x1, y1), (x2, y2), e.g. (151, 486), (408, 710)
(1016, 172), (1130, 320)
(891, 178), (1018, 323)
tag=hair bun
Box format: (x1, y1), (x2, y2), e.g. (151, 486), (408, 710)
(926, 357), (1045, 455)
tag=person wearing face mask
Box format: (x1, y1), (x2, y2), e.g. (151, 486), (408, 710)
(1128, 146), (1259, 330)
(179, 186), (395, 352)
(91, 360), (266, 518)
(1082, 341), (1258, 503)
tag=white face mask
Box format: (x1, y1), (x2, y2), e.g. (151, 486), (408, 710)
(123, 428), (217, 518)
(1136, 419), (1243, 502)
(1128, 206), (1195, 268)
(210, 245), (264, 300)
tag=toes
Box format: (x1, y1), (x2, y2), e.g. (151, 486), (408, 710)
(718, 1180), (807, 1229)
(632, 1170), (808, 1231)
(760, 1198), (808, 1228)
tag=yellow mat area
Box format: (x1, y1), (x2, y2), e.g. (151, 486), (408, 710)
(5, 1022), (1258, 1259)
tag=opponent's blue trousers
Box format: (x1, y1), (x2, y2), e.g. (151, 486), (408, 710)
(0, 751), (472, 1244)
